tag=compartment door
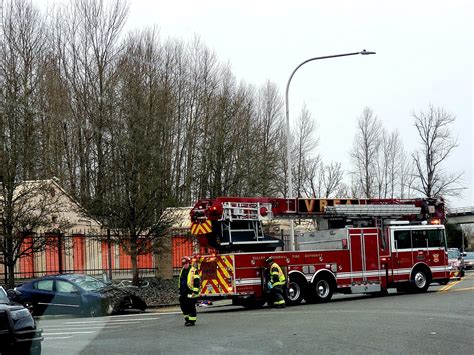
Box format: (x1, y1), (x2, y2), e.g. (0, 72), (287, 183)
(200, 255), (235, 296)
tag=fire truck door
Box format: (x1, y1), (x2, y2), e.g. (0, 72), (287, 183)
(349, 229), (382, 292)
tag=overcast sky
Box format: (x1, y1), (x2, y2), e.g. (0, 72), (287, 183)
(41, 0), (473, 208)
(127, 0), (472, 208)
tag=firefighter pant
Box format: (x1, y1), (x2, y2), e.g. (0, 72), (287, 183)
(179, 294), (197, 323)
(269, 285), (286, 307)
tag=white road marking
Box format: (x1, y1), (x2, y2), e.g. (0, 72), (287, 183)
(45, 331), (96, 335)
(107, 311), (180, 317)
(64, 318), (160, 324)
(43, 325), (121, 330)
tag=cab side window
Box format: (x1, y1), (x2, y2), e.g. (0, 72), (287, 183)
(412, 230), (427, 248)
(394, 230), (411, 249)
(427, 229), (445, 248)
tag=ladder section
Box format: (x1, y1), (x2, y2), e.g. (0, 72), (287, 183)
(222, 202), (260, 221)
(220, 202), (270, 245)
(324, 204), (421, 219)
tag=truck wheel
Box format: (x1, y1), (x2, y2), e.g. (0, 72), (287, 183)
(284, 275), (305, 306)
(409, 267), (431, 293)
(305, 276), (334, 303)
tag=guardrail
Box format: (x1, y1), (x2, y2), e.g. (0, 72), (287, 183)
(447, 207), (474, 215)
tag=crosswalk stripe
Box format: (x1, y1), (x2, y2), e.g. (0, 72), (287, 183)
(64, 318), (160, 325)
(42, 325), (121, 330)
(45, 331), (96, 335)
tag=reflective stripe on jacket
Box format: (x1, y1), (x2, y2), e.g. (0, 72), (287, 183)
(270, 262), (286, 286)
(179, 265), (201, 294)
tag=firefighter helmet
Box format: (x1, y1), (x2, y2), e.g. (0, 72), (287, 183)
(182, 256), (191, 264)
(265, 256), (273, 264)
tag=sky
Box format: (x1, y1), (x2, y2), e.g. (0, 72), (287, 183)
(41, 0), (473, 208)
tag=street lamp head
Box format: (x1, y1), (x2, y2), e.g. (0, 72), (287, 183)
(360, 49), (376, 55)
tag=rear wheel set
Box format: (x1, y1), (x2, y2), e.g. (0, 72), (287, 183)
(304, 276), (334, 303)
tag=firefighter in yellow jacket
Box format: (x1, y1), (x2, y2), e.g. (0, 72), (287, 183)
(265, 256), (286, 308)
(179, 256), (201, 326)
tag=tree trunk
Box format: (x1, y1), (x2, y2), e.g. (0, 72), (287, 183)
(131, 251), (139, 286)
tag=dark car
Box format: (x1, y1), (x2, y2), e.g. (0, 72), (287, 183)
(0, 286), (43, 354)
(8, 274), (146, 317)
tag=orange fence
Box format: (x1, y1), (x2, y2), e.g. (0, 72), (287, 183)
(10, 232), (218, 281)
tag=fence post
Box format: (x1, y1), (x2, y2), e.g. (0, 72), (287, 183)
(3, 237), (7, 285)
(107, 228), (113, 280)
(57, 233), (63, 274)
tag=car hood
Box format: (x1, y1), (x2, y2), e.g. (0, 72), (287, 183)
(97, 285), (132, 296)
(0, 303), (37, 331)
(92, 286), (147, 310)
(0, 302), (24, 311)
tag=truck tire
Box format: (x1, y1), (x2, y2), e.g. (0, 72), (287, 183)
(305, 275), (334, 303)
(409, 267), (431, 293)
(284, 275), (305, 306)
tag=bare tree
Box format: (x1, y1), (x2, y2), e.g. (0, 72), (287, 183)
(350, 107), (382, 198)
(411, 105), (463, 198)
(399, 148), (416, 198)
(320, 162), (345, 198)
(101, 29), (176, 285)
(248, 80), (284, 196)
(293, 104), (318, 198)
(0, 0), (62, 288)
(0, 180), (72, 288)
(374, 130), (403, 198)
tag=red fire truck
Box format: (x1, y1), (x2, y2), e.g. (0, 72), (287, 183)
(190, 197), (449, 307)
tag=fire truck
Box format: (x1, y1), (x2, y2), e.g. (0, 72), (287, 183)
(190, 197), (450, 307)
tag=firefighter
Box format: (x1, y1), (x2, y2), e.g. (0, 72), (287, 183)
(265, 256), (286, 308)
(178, 256), (201, 326)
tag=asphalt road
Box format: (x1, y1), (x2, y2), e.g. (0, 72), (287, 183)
(39, 272), (474, 355)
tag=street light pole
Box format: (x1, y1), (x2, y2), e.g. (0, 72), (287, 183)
(285, 49), (376, 251)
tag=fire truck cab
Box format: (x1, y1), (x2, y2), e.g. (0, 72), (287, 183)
(190, 197), (449, 307)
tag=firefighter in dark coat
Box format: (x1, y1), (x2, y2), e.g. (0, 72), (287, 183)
(265, 256), (286, 308)
(178, 256), (201, 326)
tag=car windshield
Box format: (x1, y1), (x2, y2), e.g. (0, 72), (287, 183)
(66, 275), (107, 292)
(0, 286), (9, 304)
(447, 250), (458, 259)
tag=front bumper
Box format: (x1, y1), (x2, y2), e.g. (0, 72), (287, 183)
(0, 309), (43, 351)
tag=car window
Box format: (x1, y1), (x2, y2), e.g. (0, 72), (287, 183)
(71, 275), (107, 292)
(56, 280), (78, 293)
(35, 280), (54, 291)
(0, 286), (9, 304)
